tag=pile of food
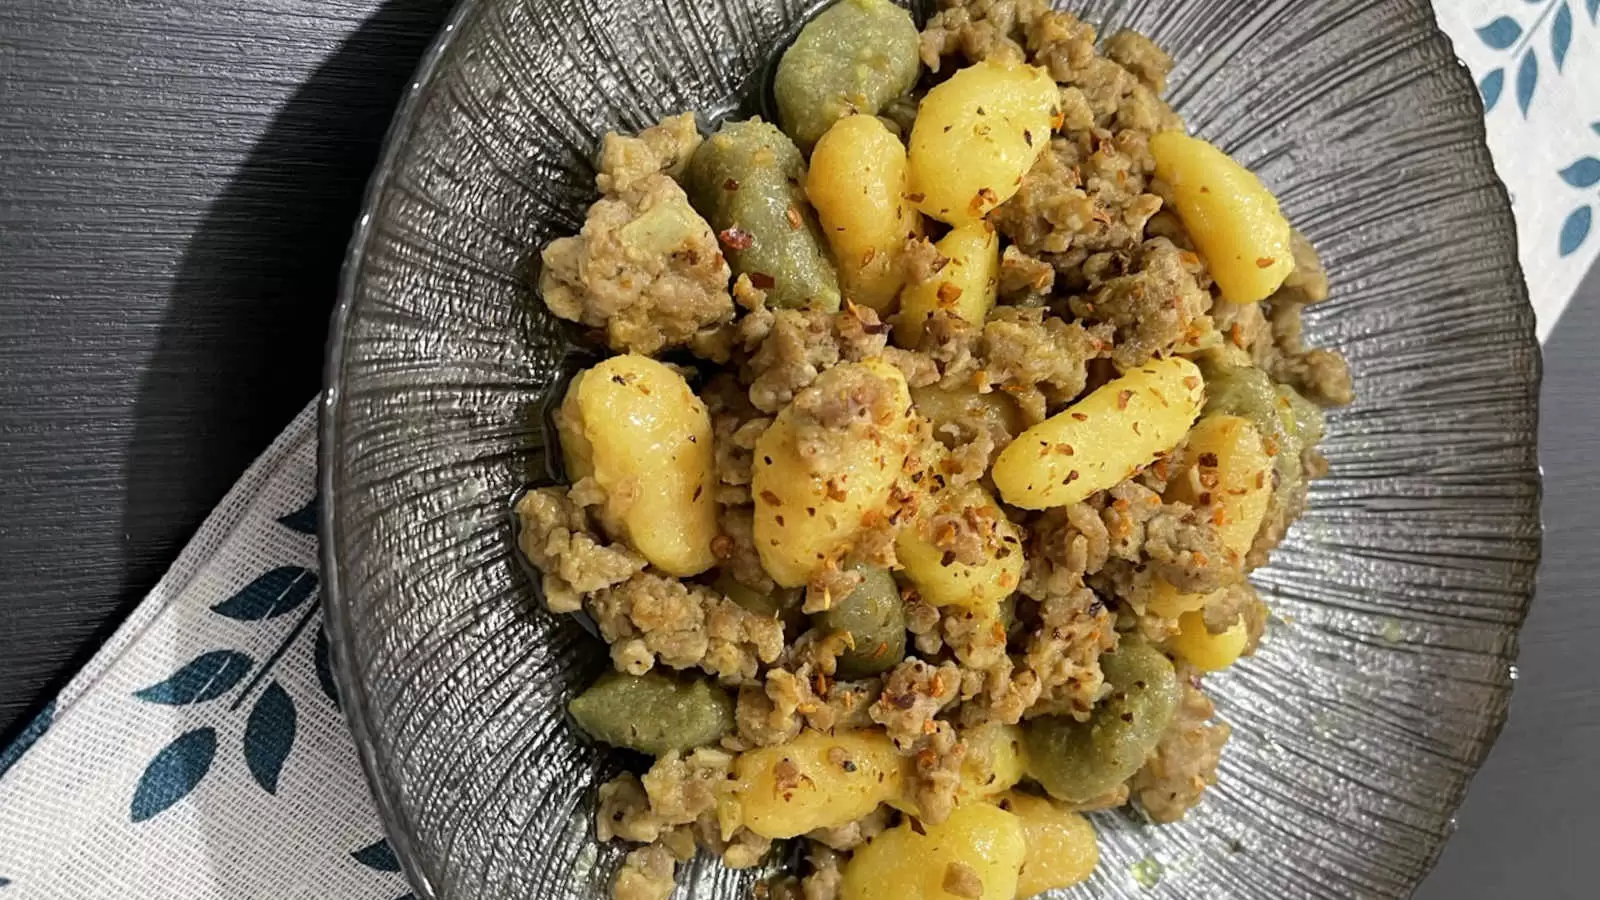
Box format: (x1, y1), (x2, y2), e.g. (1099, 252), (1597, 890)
(517, 0), (1352, 897)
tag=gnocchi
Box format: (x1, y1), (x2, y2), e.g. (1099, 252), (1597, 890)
(894, 220), (1000, 348)
(556, 354), (717, 576)
(992, 357), (1206, 510)
(1166, 414), (1273, 567)
(1151, 131), (1294, 304)
(1171, 609), (1250, 672)
(896, 483), (1024, 616)
(732, 728), (906, 839)
(1000, 792), (1099, 898)
(774, 0), (921, 149)
(807, 115), (920, 312)
(908, 59), (1058, 225)
(752, 359), (916, 587)
(841, 802), (1026, 900)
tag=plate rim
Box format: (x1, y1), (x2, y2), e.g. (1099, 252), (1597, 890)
(317, 1), (1546, 896)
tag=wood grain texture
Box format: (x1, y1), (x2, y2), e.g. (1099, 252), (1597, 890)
(0, 0), (454, 740)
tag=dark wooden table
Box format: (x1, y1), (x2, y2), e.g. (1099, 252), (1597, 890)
(0, 0), (1592, 895)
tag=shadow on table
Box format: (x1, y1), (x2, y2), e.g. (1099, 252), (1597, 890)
(112, 0), (451, 611)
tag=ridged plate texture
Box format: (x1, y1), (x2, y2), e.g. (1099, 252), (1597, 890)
(320, 0), (1542, 897)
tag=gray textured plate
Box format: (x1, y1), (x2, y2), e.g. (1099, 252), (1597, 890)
(319, 0), (1542, 897)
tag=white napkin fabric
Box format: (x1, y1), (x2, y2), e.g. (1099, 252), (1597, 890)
(0, 6), (1595, 897)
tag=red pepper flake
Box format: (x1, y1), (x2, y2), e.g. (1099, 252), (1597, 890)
(1070, 412), (1088, 421)
(904, 191), (926, 203)
(1183, 376), (1200, 390)
(1117, 389), (1133, 410)
(692, 485), (703, 501)
(1255, 470), (1267, 489)
(711, 534), (734, 559)
(785, 206), (803, 231)
(1063, 470), (1080, 484)
(1132, 422), (1142, 435)
(1198, 452), (1220, 468)
(1055, 443), (1075, 456)
(969, 187), (998, 215)
(748, 271), (776, 290)
(759, 489), (782, 506)
(718, 226), (754, 250)
(860, 247), (876, 266)
(1212, 507), (1228, 526)
(1199, 185), (1211, 194)
(936, 282), (964, 306)
(1256, 257), (1275, 268)
(722, 177), (740, 191)
(1023, 130), (1033, 146)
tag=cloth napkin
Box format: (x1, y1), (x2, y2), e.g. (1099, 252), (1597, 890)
(0, 5), (1595, 897)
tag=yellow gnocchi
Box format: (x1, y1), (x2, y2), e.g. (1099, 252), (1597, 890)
(896, 483), (1024, 615)
(891, 723), (1027, 818)
(732, 728), (906, 839)
(1151, 131), (1294, 304)
(752, 359), (916, 587)
(841, 802), (1026, 900)
(1164, 414), (1273, 566)
(894, 220), (1000, 348)
(807, 115), (920, 313)
(1000, 792), (1099, 898)
(908, 59), (1058, 225)
(556, 354), (717, 576)
(1170, 609), (1250, 672)
(993, 357), (1206, 510)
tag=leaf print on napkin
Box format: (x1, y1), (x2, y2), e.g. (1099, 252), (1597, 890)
(1516, 48), (1539, 117)
(134, 650), (254, 705)
(352, 838), (403, 872)
(1561, 207), (1592, 256)
(314, 626), (342, 709)
(131, 727), (216, 822)
(244, 681), (297, 794)
(1480, 68), (1506, 112)
(1588, 0), (1598, 23)
(1553, 1), (1573, 69)
(0, 700), (55, 779)
(1477, 15), (1524, 48)
(277, 494), (319, 535)
(1560, 157), (1600, 188)
(210, 566), (319, 621)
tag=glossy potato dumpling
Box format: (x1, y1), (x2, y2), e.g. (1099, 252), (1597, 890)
(1151, 131), (1294, 304)
(896, 483), (1024, 616)
(733, 728), (906, 839)
(908, 59), (1059, 225)
(993, 357), (1205, 510)
(895, 220), (1000, 348)
(1001, 792), (1099, 898)
(841, 802), (1026, 900)
(556, 354), (718, 575)
(752, 359), (916, 587)
(807, 114), (920, 312)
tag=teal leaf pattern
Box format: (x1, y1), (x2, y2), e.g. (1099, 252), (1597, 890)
(0, 876), (10, 887)
(352, 838), (403, 872)
(1553, 2), (1573, 69)
(1560, 157), (1600, 188)
(1480, 68), (1506, 111)
(1477, 15), (1525, 48)
(244, 681), (297, 794)
(210, 566), (319, 621)
(131, 727), (216, 822)
(277, 494), (319, 535)
(1561, 206), (1593, 256)
(0, 700), (55, 779)
(1516, 48), (1539, 116)
(314, 626), (342, 709)
(134, 650), (253, 705)
(1588, 0), (1599, 22)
